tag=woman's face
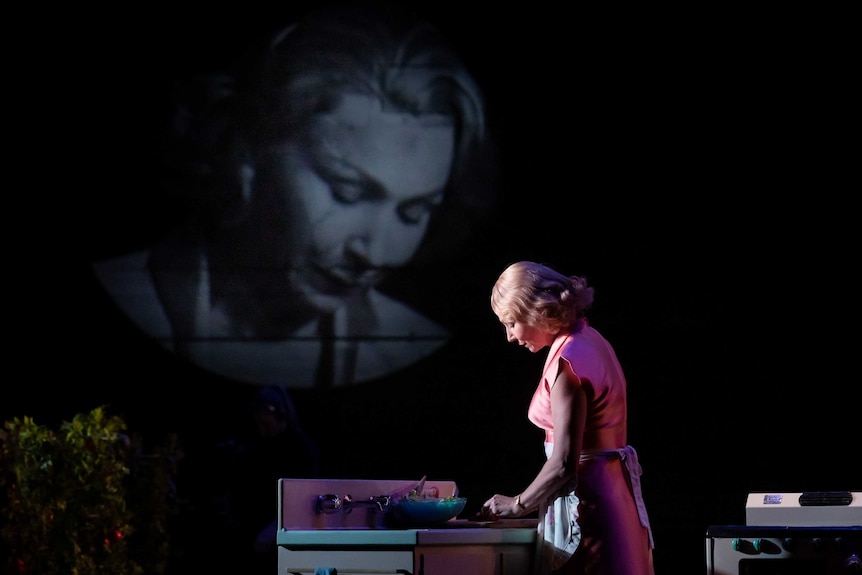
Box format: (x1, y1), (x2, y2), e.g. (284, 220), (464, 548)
(502, 319), (555, 353)
(260, 93), (456, 311)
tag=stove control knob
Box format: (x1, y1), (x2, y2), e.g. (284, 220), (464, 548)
(845, 553), (861, 573)
(782, 537), (796, 552)
(812, 537), (824, 552)
(752, 538), (764, 552)
(834, 537), (846, 551)
(732, 539), (756, 554)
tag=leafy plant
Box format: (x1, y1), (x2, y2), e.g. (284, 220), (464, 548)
(0, 407), (182, 575)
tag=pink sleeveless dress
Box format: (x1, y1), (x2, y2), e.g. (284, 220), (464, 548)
(528, 326), (654, 575)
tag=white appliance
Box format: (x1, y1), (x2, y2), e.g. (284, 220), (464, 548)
(706, 491), (862, 574)
(746, 491), (862, 527)
(276, 478), (537, 575)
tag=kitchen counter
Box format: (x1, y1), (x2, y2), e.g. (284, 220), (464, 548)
(277, 479), (537, 574)
(277, 518), (538, 546)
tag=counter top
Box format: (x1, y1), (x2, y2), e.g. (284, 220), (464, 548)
(277, 519), (538, 547)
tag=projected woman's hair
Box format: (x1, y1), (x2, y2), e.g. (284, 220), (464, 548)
(93, 4), (496, 388)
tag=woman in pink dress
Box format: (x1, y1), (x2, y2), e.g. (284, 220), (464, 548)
(481, 261), (654, 575)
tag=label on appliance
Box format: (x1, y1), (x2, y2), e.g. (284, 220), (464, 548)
(762, 494), (783, 505)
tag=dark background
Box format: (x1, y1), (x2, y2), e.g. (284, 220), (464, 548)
(10, 3), (859, 572)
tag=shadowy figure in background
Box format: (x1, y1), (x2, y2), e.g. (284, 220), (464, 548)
(213, 385), (320, 573)
(92, 3), (496, 388)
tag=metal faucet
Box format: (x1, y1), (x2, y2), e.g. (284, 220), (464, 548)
(315, 493), (392, 515)
(343, 494), (392, 514)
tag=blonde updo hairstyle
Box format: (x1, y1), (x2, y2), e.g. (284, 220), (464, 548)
(491, 261), (594, 334)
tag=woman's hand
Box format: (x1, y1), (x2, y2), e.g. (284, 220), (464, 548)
(481, 494), (523, 519)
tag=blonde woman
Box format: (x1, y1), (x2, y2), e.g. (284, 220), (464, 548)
(481, 261), (654, 575)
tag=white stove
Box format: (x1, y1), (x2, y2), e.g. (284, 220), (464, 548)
(745, 491), (862, 527)
(276, 478), (537, 575)
(706, 491), (862, 574)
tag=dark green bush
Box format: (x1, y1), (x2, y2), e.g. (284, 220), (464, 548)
(0, 407), (182, 575)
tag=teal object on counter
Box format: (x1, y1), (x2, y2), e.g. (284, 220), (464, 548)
(389, 497), (468, 526)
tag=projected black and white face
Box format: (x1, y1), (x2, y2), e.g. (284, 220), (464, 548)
(270, 93), (455, 315)
(92, 6), (492, 388)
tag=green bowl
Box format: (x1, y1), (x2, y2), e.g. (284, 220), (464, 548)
(388, 497), (467, 526)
